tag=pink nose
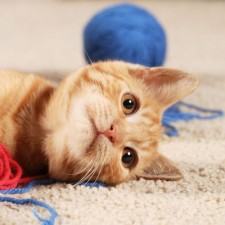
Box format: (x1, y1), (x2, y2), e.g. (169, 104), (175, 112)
(101, 124), (118, 143)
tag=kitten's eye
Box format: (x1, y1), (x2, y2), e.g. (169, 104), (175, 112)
(121, 93), (138, 115)
(122, 147), (137, 168)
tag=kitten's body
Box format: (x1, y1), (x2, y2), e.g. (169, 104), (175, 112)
(0, 61), (199, 185)
(0, 71), (54, 175)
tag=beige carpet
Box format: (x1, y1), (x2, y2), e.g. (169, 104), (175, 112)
(0, 1), (225, 224)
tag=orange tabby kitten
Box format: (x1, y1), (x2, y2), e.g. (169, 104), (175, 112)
(0, 61), (199, 185)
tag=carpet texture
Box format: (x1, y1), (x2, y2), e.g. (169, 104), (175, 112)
(0, 1), (225, 224)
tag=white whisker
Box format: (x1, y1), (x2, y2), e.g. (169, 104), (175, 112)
(59, 151), (94, 177)
(84, 48), (93, 65)
(91, 145), (110, 186)
(73, 161), (96, 187)
(82, 150), (103, 187)
(73, 149), (102, 187)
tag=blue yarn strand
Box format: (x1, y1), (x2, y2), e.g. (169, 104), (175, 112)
(0, 179), (106, 195)
(0, 196), (58, 225)
(0, 179), (57, 194)
(0, 179), (106, 225)
(163, 101), (224, 136)
(80, 181), (107, 188)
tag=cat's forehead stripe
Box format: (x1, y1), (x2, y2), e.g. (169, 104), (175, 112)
(91, 64), (131, 82)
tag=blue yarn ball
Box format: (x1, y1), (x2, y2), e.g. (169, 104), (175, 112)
(83, 4), (167, 67)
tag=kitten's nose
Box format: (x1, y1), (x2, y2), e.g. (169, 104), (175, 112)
(101, 124), (118, 143)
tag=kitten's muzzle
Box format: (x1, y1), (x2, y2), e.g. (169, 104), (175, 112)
(98, 124), (118, 143)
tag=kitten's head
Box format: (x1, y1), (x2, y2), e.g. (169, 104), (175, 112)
(43, 61), (199, 185)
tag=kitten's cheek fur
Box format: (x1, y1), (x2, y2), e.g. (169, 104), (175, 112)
(67, 92), (116, 156)
(67, 95), (96, 157)
(67, 117), (96, 157)
(86, 94), (116, 133)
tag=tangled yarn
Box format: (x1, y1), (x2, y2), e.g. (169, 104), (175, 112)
(0, 143), (105, 225)
(0, 143), (57, 224)
(0, 144), (32, 189)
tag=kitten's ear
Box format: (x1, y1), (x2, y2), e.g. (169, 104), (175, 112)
(136, 153), (183, 181)
(128, 66), (199, 109)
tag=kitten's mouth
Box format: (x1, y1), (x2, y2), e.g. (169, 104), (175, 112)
(88, 118), (112, 149)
